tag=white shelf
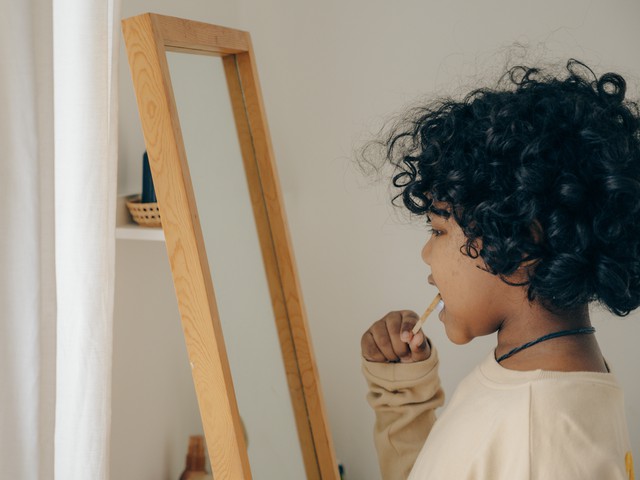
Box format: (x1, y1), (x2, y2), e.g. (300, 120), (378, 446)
(116, 223), (164, 241)
(116, 194), (165, 242)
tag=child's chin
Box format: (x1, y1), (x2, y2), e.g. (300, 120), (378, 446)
(444, 327), (473, 345)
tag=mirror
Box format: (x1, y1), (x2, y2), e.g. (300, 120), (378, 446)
(166, 51), (306, 478)
(122, 13), (339, 479)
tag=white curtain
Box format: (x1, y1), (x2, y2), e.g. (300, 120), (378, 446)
(0, 0), (120, 478)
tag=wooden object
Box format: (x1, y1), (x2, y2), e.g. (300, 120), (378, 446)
(121, 13), (339, 479)
(412, 293), (443, 335)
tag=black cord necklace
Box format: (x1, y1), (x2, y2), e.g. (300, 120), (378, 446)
(496, 326), (596, 363)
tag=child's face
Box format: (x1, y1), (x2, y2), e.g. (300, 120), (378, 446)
(421, 203), (517, 344)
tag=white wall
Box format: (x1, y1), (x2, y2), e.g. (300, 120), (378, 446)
(118, 0), (242, 195)
(112, 241), (204, 479)
(116, 1), (640, 479)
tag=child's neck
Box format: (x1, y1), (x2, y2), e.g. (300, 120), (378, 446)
(495, 303), (608, 373)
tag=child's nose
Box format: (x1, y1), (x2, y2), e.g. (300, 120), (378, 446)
(421, 239), (432, 265)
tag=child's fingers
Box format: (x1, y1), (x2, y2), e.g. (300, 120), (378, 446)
(386, 314), (412, 360)
(361, 311), (430, 363)
(399, 310), (420, 342)
(361, 331), (387, 362)
(408, 330), (430, 362)
(409, 330), (426, 351)
(369, 319), (400, 362)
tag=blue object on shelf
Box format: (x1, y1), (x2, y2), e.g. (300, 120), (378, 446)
(141, 151), (157, 203)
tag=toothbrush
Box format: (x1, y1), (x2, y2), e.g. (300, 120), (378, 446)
(412, 293), (444, 335)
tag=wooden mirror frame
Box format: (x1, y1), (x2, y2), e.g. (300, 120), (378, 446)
(121, 13), (339, 479)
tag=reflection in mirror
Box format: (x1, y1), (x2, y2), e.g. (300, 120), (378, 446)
(166, 51), (307, 478)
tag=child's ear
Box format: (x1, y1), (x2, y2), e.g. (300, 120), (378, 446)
(517, 220), (544, 273)
(529, 219), (544, 245)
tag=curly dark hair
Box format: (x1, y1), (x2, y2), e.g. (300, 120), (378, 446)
(367, 59), (640, 316)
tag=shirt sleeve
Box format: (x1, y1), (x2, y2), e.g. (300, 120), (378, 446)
(361, 344), (444, 480)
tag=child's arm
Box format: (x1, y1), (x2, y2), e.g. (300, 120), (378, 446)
(361, 311), (444, 480)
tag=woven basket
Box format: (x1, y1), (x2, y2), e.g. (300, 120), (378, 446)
(126, 195), (161, 228)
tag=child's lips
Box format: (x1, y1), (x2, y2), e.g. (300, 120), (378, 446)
(428, 275), (436, 287)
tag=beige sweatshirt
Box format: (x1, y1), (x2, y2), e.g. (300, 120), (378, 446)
(362, 347), (635, 480)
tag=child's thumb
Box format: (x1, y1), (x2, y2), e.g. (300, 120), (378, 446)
(409, 330), (428, 355)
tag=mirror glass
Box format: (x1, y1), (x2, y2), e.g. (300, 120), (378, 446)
(166, 51), (307, 478)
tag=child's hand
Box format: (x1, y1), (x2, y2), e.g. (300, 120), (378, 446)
(361, 310), (431, 363)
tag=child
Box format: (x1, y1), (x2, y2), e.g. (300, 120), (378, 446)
(360, 59), (638, 480)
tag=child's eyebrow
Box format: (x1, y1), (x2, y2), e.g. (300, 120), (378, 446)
(428, 205), (451, 218)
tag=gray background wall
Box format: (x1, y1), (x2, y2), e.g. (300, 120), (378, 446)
(113, 1), (640, 478)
